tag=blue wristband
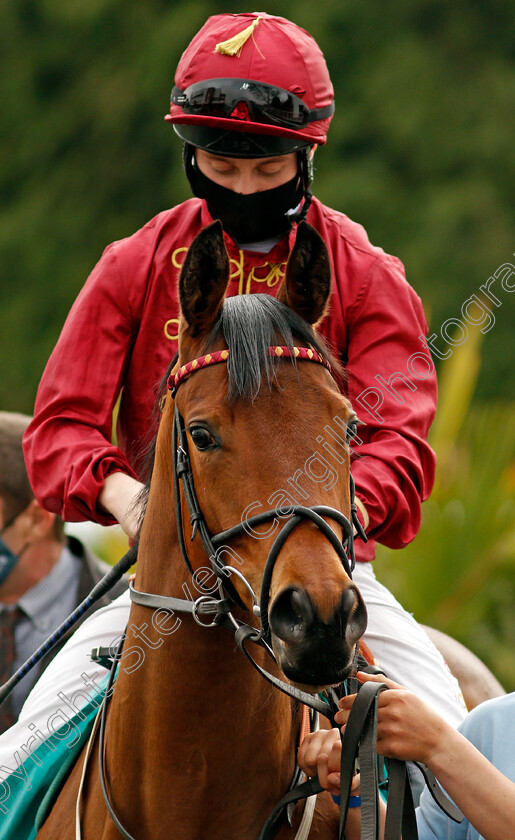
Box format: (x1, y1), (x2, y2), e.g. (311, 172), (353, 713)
(331, 794), (361, 808)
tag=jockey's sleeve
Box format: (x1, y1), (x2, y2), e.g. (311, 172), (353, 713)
(341, 252), (436, 554)
(23, 242), (140, 525)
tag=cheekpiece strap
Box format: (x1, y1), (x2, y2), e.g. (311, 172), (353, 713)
(168, 346), (331, 395)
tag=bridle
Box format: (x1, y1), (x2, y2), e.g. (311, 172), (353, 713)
(132, 344), (366, 648)
(129, 344), (366, 716)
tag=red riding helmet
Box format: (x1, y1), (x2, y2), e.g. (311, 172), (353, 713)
(166, 12), (334, 157)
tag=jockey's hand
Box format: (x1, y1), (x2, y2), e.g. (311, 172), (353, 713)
(297, 728), (343, 795)
(98, 473), (145, 541)
(335, 671), (451, 767)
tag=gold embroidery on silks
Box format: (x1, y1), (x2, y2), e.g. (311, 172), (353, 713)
(229, 250), (287, 295)
(164, 318), (180, 341)
(171, 247), (188, 269)
(229, 250), (246, 295)
(169, 246), (287, 330)
(247, 261), (287, 295)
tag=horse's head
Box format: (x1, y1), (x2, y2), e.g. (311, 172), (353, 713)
(152, 220), (367, 690)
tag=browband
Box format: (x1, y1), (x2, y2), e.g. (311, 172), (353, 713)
(168, 345), (331, 395)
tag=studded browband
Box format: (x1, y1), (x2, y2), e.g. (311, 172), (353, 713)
(168, 345), (331, 395)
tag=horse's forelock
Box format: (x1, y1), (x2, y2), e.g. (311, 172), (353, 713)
(205, 294), (341, 401)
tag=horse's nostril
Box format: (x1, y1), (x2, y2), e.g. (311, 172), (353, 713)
(269, 587), (315, 644)
(339, 586), (368, 646)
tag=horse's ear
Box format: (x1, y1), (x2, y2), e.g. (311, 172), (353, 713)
(179, 220), (230, 337)
(277, 221), (331, 324)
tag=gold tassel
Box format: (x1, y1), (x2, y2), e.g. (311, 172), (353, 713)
(214, 16), (264, 58)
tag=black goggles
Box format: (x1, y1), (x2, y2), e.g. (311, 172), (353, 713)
(171, 78), (334, 129)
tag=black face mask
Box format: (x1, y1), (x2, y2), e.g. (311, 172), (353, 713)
(184, 150), (306, 245)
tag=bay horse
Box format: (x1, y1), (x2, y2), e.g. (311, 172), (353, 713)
(36, 221), (367, 839)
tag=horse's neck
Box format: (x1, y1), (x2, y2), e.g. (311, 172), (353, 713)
(102, 484), (298, 837)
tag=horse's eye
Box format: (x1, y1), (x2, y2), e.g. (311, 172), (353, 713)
(346, 417), (359, 444)
(189, 427), (216, 451)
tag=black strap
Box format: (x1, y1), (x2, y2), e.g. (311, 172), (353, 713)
(384, 759), (419, 840)
(337, 681), (387, 839)
(336, 681), (462, 840)
(173, 407), (249, 610)
(98, 636), (137, 840)
(359, 692), (381, 839)
(414, 761), (463, 823)
(128, 579), (234, 627)
(260, 680), (391, 840)
(258, 776), (324, 840)
(235, 624), (331, 717)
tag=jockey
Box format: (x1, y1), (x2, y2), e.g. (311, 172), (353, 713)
(1, 12), (466, 809)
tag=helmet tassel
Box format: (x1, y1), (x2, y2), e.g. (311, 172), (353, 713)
(215, 16), (264, 58)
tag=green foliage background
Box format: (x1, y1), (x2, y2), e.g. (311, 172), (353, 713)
(1, 1), (514, 687)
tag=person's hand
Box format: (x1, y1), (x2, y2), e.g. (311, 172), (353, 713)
(297, 728), (359, 796)
(335, 671), (452, 766)
(297, 728), (362, 797)
(98, 473), (145, 541)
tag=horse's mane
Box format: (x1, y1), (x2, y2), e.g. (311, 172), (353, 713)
(135, 294), (343, 528)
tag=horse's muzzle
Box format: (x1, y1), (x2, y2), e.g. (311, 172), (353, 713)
(269, 584), (368, 687)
